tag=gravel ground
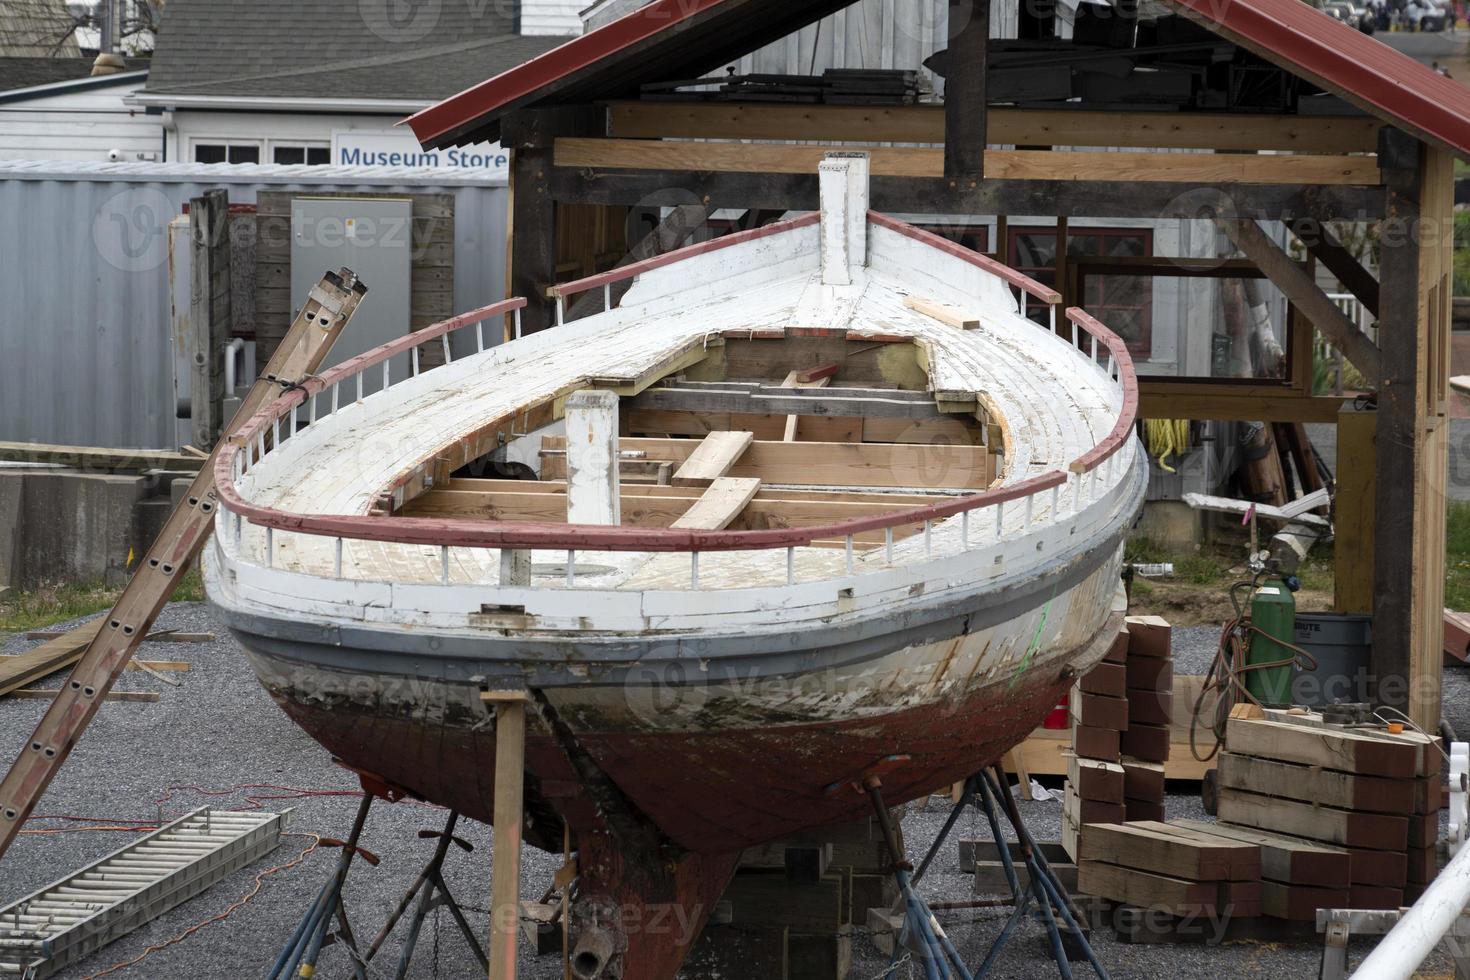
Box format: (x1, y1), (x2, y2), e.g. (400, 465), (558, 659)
(1, 615), (1463, 978)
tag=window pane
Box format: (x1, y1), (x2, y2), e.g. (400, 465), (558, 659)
(306, 146), (331, 166)
(1012, 232), (1056, 271)
(194, 144), (227, 164)
(273, 146), (306, 165)
(228, 145), (260, 164)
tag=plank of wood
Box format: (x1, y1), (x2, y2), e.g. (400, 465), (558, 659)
(544, 436), (992, 489)
(605, 102), (1384, 154)
(1078, 823), (1254, 882)
(1076, 860), (1225, 916)
(1258, 707), (1442, 778)
(1260, 880), (1352, 921)
(1119, 722), (1169, 763)
(23, 630), (214, 644)
(1121, 759), (1166, 803)
(779, 369), (832, 443)
(1125, 821), (1261, 879)
(1, 655), (189, 673)
(11, 688), (160, 703)
(1224, 717), (1419, 779)
(1066, 754), (1124, 803)
(0, 441), (200, 472)
(1216, 787), (1408, 849)
(1078, 661), (1126, 699)
(1217, 751), (1415, 815)
(902, 296), (979, 330)
(670, 431), (755, 486)
(1181, 492), (1331, 530)
(0, 620), (103, 698)
(670, 477), (762, 530)
(554, 139), (1382, 187)
(1169, 819), (1350, 888)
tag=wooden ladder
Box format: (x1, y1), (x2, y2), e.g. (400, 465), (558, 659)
(0, 269), (368, 860)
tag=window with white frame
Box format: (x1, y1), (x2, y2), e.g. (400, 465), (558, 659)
(271, 143), (331, 166)
(192, 140), (262, 164)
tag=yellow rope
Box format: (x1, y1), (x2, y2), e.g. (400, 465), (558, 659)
(1145, 419), (1190, 473)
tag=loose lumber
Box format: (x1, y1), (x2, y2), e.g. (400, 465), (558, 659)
(1217, 752), (1416, 815)
(1260, 880), (1351, 921)
(1120, 722), (1170, 763)
(0, 620), (102, 698)
(1347, 847), (1407, 887)
(1078, 661), (1126, 698)
(902, 296), (978, 330)
(1259, 707), (1443, 778)
(1407, 846), (1438, 884)
(1169, 819), (1350, 889)
(671, 431), (754, 486)
(1078, 823), (1255, 881)
(11, 688), (159, 703)
(1074, 725), (1120, 762)
(2, 654), (189, 673)
(1070, 691), (1128, 732)
(670, 477), (762, 530)
(1126, 821), (1261, 879)
(0, 440), (201, 472)
(1076, 861), (1241, 917)
(22, 630), (214, 644)
(1348, 885), (1404, 910)
(1216, 788), (1408, 849)
(1067, 755), (1124, 803)
(554, 138), (1383, 187)
(1121, 759), (1166, 803)
(1224, 717), (1419, 779)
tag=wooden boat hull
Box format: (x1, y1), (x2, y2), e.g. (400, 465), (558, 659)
(220, 536), (1128, 854)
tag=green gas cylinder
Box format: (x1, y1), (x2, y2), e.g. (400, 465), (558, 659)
(1246, 579), (1296, 707)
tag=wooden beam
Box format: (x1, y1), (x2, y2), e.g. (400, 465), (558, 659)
(670, 477), (762, 530)
(606, 103), (1384, 154)
(544, 436), (993, 489)
(778, 368), (831, 442)
(555, 139), (1383, 188)
(0, 621), (102, 698)
(189, 188), (231, 449)
(1217, 751), (1415, 814)
(548, 167), (1389, 222)
(11, 688), (159, 703)
(631, 385), (946, 420)
(1139, 387), (1346, 423)
(486, 691), (528, 980)
(671, 431), (755, 486)
(903, 296), (979, 330)
(1335, 401), (1376, 614)
(1289, 219), (1380, 317)
(1217, 218), (1382, 386)
(510, 146), (556, 335)
(625, 407), (978, 445)
(944, 0), (987, 179)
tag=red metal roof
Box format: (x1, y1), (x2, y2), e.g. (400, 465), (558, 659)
(406, 0), (1470, 159)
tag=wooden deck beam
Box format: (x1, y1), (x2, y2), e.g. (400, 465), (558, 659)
(555, 138), (1382, 187)
(671, 430), (755, 486)
(670, 477), (762, 530)
(606, 102), (1384, 155)
(630, 384), (946, 420)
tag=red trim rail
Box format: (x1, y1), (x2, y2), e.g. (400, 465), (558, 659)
(211, 229), (1137, 573)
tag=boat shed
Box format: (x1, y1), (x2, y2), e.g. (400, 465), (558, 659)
(407, 0), (1469, 732)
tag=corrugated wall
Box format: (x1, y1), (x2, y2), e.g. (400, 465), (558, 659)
(0, 164), (507, 450)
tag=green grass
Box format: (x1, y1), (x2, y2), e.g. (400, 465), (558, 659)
(1446, 502), (1470, 612)
(1175, 554), (1226, 585)
(0, 567), (205, 634)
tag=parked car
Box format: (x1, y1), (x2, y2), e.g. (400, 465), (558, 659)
(1325, 0), (1377, 29)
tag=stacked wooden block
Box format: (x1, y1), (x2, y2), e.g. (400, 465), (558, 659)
(1063, 617), (1173, 857)
(1215, 708), (1443, 910)
(1077, 821), (1262, 919)
(680, 814), (899, 979)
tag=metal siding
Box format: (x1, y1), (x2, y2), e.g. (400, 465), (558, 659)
(0, 162), (508, 450)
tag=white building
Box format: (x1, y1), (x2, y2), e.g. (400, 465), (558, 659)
(0, 60), (157, 161)
(129, 0), (577, 178)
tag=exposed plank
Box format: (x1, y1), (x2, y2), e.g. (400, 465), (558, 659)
(779, 369), (831, 443)
(1168, 819), (1350, 888)
(605, 102), (1384, 154)
(1078, 823), (1254, 881)
(1216, 787), (1408, 849)
(11, 688), (160, 703)
(1225, 717), (1419, 778)
(1258, 707), (1441, 777)
(902, 296), (979, 330)
(944, 0), (987, 178)
(441, 478), (945, 506)
(554, 139), (1383, 187)
(1290, 219), (1380, 316)
(1217, 751), (1415, 815)
(1125, 821), (1260, 879)
(1076, 860), (1228, 916)
(1261, 880), (1352, 921)
(670, 477), (762, 530)
(671, 431), (755, 486)
(22, 630), (214, 644)
(630, 385), (946, 420)
(1139, 388), (1348, 423)
(0, 621), (102, 698)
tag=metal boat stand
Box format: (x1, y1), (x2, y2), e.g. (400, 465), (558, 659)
(895, 764), (1109, 979)
(361, 810), (489, 978)
(266, 793), (377, 980)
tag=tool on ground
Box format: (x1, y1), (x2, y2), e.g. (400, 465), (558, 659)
(0, 270), (367, 862)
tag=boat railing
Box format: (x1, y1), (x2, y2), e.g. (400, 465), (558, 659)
(211, 232), (1138, 591)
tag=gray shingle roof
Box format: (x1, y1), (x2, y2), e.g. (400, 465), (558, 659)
(143, 0), (565, 102)
(0, 56), (146, 92)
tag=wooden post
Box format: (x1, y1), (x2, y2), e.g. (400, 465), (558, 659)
(189, 188), (231, 449)
(943, 0), (988, 179)
(485, 690), (529, 980)
(1334, 401), (1376, 614)
(1373, 129), (1453, 730)
(565, 390), (621, 526)
(509, 146), (556, 336)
